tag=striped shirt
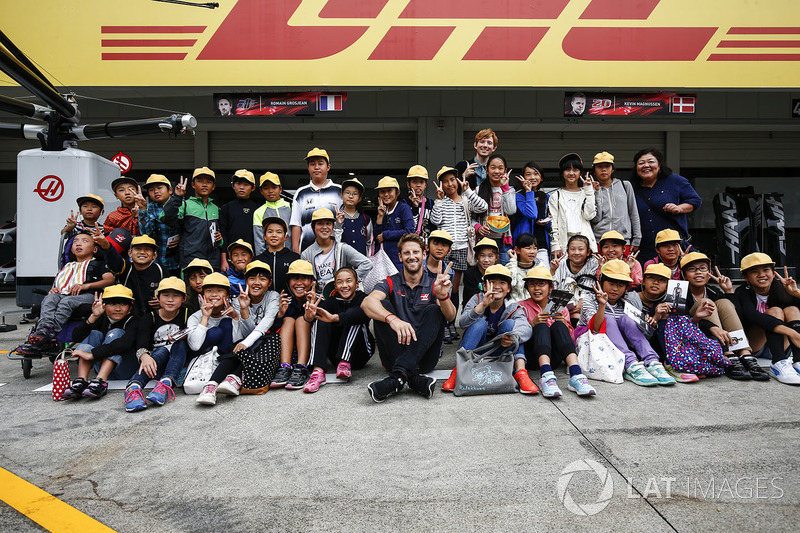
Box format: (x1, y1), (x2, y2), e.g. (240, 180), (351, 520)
(429, 190), (487, 249)
(289, 180), (342, 252)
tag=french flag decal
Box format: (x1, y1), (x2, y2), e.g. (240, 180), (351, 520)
(318, 94), (344, 111)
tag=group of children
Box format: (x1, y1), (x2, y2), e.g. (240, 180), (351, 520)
(15, 132), (800, 410)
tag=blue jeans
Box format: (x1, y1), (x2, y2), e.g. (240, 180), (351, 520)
(75, 329), (125, 367)
(493, 238), (512, 266)
(127, 340), (188, 388)
(460, 319), (525, 360)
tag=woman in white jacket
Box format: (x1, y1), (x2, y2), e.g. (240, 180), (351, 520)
(549, 153), (597, 258)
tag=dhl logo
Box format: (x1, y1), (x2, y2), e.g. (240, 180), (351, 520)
(99, 0), (800, 62)
(3, 0), (800, 87)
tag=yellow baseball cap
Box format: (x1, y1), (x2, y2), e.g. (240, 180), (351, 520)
(287, 259), (315, 278)
(600, 259), (633, 282)
(145, 174), (171, 188)
(483, 264), (512, 282)
(156, 277), (187, 295)
(102, 284), (134, 301)
(644, 264), (671, 279)
(428, 229), (453, 244)
(376, 176), (400, 190)
(245, 260), (272, 277)
(740, 252), (775, 272)
(341, 177), (365, 194)
(192, 167), (216, 181)
(76, 193), (104, 208)
(305, 147), (330, 162)
(599, 230), (626, 246)
(202, 272), (231, 289)
(474, 237), (499, 252)
(436, 166), (457, 180)
(593, 151), (615, 165)
(523, 266), (553, 282)
(407, 165), (429, 180)
(680, 251), (711, 269)
(227, 239), (254, 255)
(183, 258), (213, 274)
(130, 235), (158, 249)
(232, 169), (256, 186)
(259, 172), (281, 187)
(655, 229), (682, 245)
(311, 208), (335, 224)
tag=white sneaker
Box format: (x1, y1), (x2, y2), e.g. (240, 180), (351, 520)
(793, 361), (800, 376)
(196, 382), (218, 405)
(216, 374), (242, 396)
(768, 358), (800, 385)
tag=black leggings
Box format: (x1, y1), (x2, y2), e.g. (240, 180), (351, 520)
(523, 321), (577, 371)
(210, 356), (241, 383)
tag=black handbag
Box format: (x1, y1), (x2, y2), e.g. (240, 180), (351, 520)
(239, 333), (281, 394)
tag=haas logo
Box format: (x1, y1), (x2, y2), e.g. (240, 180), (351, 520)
(34, 175), (64, 202)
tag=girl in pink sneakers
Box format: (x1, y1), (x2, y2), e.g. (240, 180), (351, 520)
(302, 267), (375, 392)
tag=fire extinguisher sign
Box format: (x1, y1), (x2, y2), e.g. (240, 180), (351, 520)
(112, 152), (132, 173)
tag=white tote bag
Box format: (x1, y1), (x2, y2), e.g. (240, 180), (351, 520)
(575, 324), (625, 384)
(362, 246), (398, 294)
(182, 347), (220, 394)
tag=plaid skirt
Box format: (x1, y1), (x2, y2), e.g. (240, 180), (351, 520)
(445, 247), (468, 272)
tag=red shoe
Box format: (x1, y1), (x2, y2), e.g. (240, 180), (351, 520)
(514, 369), (539, 394)
(441, 367), (457, 392)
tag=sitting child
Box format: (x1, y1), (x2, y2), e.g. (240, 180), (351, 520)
(681, 252), (768, 381)
(443, 265), (534, 394)
(506, 232), (543, 302)
(269, 260), (317, 390)
(63, 285), (139, 399)
(302, 267), (375, 393)
(182, 258), (213, 316)
(596, 231), (643, 287)
(188, 273), (242, 401)
(300, 208), (372, 294)
(642, 229), (684, 280)
(124, 277), (190, 412)
(223, 239), (254, 297)
(731, 253), (800, 385)
(16, 231), (114, 355)
(551, 234), (599, 325)
(197, 261), (280, 405)
(576, 260), (675, 387)
(461, 238), (500, 315)
(518, 266), (596, 397)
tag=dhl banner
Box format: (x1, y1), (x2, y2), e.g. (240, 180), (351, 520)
(2, 0), (800, 88)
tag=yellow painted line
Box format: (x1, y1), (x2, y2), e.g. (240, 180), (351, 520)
(0, 466), (116, 532)
(0, 350), (9, 354)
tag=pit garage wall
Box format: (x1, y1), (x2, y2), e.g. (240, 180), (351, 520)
(1, 88), (799, 250)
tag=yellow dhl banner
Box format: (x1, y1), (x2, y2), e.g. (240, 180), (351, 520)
(2, 0), (800, 88)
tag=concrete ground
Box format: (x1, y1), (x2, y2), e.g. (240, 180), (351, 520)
(0, 293), (798, 532)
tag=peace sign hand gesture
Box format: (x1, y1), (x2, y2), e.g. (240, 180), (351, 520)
(91, 292), (105, 317)
(334, 205), (345, 225)
(434, 261), (453, 300)
(500, 168), (512, 188)
(550, 253), (564, 274)
(304, 294), (323, 322)
(134, 185), (148, 210)
(626, 250), (640, 269)
(580, 172), (596, 190)
(199, 294), (214, 318)
(174, 176), (188, 197)
(220, 299), (239, 320)
(516, 175), (532, 192)
(237, 283), (250, 309)
(593, 281), (608, 307)
(709, 266), (734, 293)
(90, 225), (109, 250)
(434, 180), (445, 200)
(409, 188), (421, 207)
(776, 266), (800, 298)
